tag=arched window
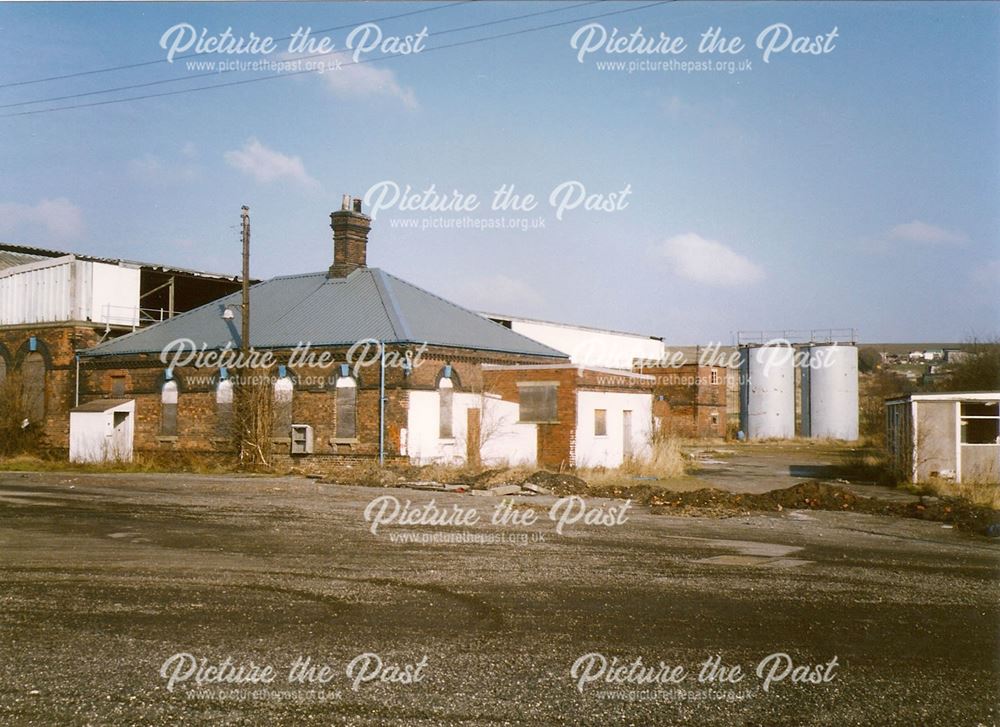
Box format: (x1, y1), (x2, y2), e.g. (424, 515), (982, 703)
(216, 373), (234, 437)
(161, 379), (178, 436)
(335, 375), (357, 439)
(439, 377), (454, 439)
(273, 374), (294, 438)
(22, 352), (46, 423)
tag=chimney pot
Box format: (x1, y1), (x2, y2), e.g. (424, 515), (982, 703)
(341, 193), (351, 211)
(352, 197), (362, 213)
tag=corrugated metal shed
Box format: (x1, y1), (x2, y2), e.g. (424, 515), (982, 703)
(81, 268), (568, 360)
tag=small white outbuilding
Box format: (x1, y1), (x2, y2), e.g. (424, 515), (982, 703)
(69, 399), (135, 463)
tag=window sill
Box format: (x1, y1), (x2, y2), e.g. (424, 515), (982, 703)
(156, 436), (178, 443)
(333, 437), (359, 445)
(439, 438), (456, 445)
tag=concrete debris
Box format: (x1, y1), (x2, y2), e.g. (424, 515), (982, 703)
(521, 483), (552, 496)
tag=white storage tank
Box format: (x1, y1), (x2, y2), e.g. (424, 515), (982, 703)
(802, 345), (859, 440)
(740, 344), (795, 439)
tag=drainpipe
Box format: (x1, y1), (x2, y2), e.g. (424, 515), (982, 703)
(379, 341), (386, 467)
(74, 353), (80, 407)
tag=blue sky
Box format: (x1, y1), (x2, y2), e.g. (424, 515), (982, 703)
(0, 1), (996, 344)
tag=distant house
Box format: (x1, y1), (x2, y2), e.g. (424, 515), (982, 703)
(886, 392), (999, 483)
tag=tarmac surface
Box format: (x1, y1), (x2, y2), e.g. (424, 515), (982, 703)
(0, 470), (997, 726)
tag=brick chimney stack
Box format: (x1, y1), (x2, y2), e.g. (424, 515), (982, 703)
(327, 194), (371, 279)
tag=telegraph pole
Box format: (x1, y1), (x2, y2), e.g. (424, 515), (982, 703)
(240, 205), (250, 355)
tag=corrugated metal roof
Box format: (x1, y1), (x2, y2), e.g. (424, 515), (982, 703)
(0, 242), (245, 282)
(81, 267), (568, 360)
(0, 248), (46, 271)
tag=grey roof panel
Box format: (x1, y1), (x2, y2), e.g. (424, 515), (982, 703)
(82, 268), (567, 360)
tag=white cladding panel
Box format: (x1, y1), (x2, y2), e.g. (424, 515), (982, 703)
(508, 319), (664, 370)
(574, 390), (653, 468)
(743, 345), (796, 439)
(90, 263), (141, 326)
(806, 345), (859, 440)
(0, 257), (140, 326)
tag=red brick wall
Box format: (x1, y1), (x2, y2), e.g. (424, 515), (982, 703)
(642, 364), (727, 438)
(0, 324), (103, 451)
(76, 344), (563, 457)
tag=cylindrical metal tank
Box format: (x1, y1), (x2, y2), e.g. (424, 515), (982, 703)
(803, 345), (859, 440)
(740, 344), (795, 439)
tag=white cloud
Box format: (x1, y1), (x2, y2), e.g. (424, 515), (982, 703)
(224, 138), (319, 188)
(888, 220), (967, 245)
(0, 197), (84, 240)
(658, 232), (764, 286)
(284, 50), (417, 109)
(454, 273), (544, 313)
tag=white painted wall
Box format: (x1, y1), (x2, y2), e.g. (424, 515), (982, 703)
(505, 319), (665, 370)
(69, 400), (135, 463)
(574, 390), (653, 468)
(0, 256), (141, 326)
(404, 390), (536, 466)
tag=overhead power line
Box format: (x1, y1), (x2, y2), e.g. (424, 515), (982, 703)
(0, 1), (473, 90)
(0, 1), (671, 119)
(0, 1), (601, 110)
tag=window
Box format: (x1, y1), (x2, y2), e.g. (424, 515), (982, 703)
(439, 378), (454, 439)
(21, 352), (45, 423)
(594, 409), (607, 437)
(216, 377), (234, 437)
(960, 401), (999, 444)
(710, 368), (719, 385)
(160, 380), (178, 436)
(273, 376), (294, 438)
(518, 382), (558, 423)
(336, 376), (357, 439)
(111, 376), (126, 398)
(0, 357), (6, 388)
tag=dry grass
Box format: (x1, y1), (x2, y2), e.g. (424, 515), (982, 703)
(0, 451), (239, 475)
(580, 435), (688, 485)
(919, 478), (1000, 510)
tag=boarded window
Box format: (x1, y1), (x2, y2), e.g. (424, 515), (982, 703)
(111, 376), (126, 398)
(22, 352), (46, 423)
(216, 378), (234, 437)
(273, 377), (294, 438)
(594, 409), (607, 436)
(439, 378), (454, 439)
(336, 377), (357, 439)
(0, 357), (6, 387)
(518, 383), (558, 423)
(960, 401), (999, 444)
(161, 380), (178, 436)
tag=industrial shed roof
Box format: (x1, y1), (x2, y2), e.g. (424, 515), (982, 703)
(82, 268), (568, 360)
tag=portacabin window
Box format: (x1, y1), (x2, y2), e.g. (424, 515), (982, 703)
(960, 401), (1000, 444)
